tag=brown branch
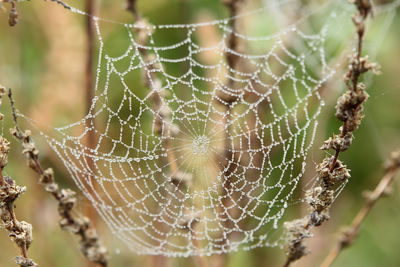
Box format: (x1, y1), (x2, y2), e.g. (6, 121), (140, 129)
(8, 89), (108, 267)
(211, 1), (245, 266)
(0, 0), (18, 26)
(125, 2), (207, 267)
(0, 86), (37, 267)
(126, 3), (209, 266)
(321, 150), (400, 267)
(219, 0), (244, 159)
(2, 0), (75, 26)
(219, 0), (244, 100)
(85, 0), (95, 119)
(283, 1), (376, 266)
(328, 0), (375, 172)
(126, 1), (180, 170)
(83, 0), (100, 238)
(45, 0), (73, 11)
(126, 0), (138, 18)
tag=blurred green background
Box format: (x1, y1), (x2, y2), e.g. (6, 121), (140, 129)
(0, 0), (400, 266)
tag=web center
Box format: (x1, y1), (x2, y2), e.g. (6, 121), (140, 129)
(192, 135), (210, 155)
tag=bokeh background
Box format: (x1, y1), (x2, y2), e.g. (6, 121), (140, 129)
(0, 0), (400, 266)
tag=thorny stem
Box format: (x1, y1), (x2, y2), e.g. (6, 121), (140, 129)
(8, 90), (108, 267)
(321, 150), (400, 267)
(283, 1), (376, 266)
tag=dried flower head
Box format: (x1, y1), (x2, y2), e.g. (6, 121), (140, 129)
(15, 256), (37, 267)
(305, 187), (334, 214)
(317, 157), (351, 187)
(0, 136), (10, 169)
(321, 131), (353, 152)
(335, 88), (369, 122)
(283, 218), (311, 263)
(8, 3), (18, 26)
(351, 0), (373, 19)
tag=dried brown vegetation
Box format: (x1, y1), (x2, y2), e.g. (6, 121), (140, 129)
(321, 149), (400, 267)
(0, 86), (37, 267)
(8, 89), (108, 267)
(283, 1), (377, 266)
(1, 0), (399, 266)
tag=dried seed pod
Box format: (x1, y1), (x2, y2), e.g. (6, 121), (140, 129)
(345, 107), (365, 132)
(353, 0), (373, 19)
(15, 256), (37, 267)
(317, 157), (351, 188)
(320, 131), (353, 152)
(8, 3), (18, 27)
(0, 136), (10, 169)
(40, 168), (55, 184)
(283, 218), (311, 262)
(335, 88), (368, 123)
(305, 187), (334, 214)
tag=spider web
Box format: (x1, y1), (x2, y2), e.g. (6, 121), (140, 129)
(15, 0), (369, 257)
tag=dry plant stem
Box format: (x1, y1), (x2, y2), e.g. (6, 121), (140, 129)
(213, 1), (244, 265)
(219, 0), (243, 177)
(2, 0), (72, 26)
(0, 0), (18, 26)
(125, 1), (180, 176)
(45, 0), (73, 11)
(8, 90), (108, 267)
(126, 0), (138, 18)
(0, 86), (37, 267)
(283, 1), (376, 266)
(329, 0), (372, 172)
(321, 150), (400, 267)
(125, 2), (208, 267)
(85, 0), (95, 123)
(1, 0), (79, 26)
(84, 0), (99, 228)
(126, 3), (174, 264)
(223, 0), (243, 73)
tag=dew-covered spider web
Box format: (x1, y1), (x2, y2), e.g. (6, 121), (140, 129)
(13, 0), (398, 257)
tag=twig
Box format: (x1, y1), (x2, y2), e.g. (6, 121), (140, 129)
(223, 0), (242, 71)
(219, 0), (244, 95)
(282, 1), (377, 266)
(83, 0), (99, 232)
(85, 0), (95, 138)
(0, 86), (37, 267)
(0, 0), (18, 26)
(46, 0), (72, 11)
(1, 0), (75, 26)
(125, 1), (182, 179)
(327, 0), (375, 172)
(8, 89), (108, 267)
(126, 0), (138, 18)
(212, 1), (245, 266)
(125, 2), (205, 267)
(321, 150), (400, 267)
